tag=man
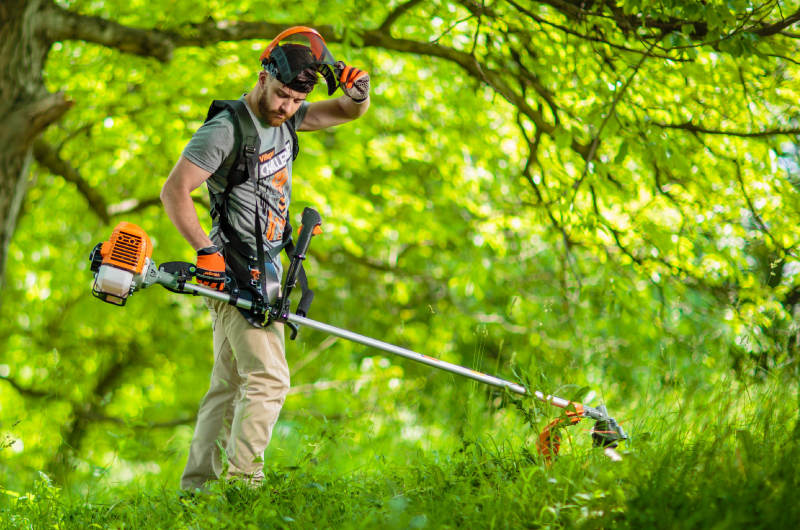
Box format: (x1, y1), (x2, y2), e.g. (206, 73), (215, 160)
(160, 28), (370, 490)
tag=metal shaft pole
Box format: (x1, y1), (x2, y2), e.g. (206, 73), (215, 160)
(150, 269), (254, 310)
(184, 290), (621, 454)
(286, 314), (588, 415)
(288, 313), (528, 394)
(148, 272), (593, 417)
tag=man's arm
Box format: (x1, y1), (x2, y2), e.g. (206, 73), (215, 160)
(298, 95), (370, 132)
(160, 155), (215, 250)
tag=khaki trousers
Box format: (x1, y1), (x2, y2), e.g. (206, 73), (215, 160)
(180, 298), (290, 490)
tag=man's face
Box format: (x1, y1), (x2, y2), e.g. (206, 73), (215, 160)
(258, 75), (308, 127)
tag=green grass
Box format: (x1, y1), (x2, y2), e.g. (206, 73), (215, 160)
(2, 369), (799, 530)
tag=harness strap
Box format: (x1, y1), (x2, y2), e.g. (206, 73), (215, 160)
(204, 98), (312, 323)
(209, 100), (272, 302)
(206, 100), (260, 260)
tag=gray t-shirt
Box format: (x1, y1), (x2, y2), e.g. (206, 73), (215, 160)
(183, 96), (309, 278)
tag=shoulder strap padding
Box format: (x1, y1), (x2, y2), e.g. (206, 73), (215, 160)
(205, 100), (261, 259)
(209, 100), (259, 193)
(285, 117), (300, 161)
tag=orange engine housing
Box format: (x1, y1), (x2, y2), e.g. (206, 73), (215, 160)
(100, 222), (153, 274)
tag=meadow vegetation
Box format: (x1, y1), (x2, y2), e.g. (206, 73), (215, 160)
(5, 366), (799, 529)
(3, 0), (800, 528)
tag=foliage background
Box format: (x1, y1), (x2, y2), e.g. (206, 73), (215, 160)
(1, 0), (800, 527)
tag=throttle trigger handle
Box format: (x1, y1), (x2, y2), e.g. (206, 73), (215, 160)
(287, 321), (300, 341)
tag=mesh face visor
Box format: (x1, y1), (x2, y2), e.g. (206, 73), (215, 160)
(260, 27), (338, 95)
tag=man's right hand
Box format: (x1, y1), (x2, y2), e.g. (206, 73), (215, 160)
(196, 245), (226, 291)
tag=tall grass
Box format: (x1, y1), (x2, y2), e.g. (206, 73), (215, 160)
(2, 362), (798, 529)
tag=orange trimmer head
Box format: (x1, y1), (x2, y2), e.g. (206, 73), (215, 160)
(536, 402), (626, 462)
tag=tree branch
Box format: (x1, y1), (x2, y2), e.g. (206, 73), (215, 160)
(516, 114), (562, 231)
(429, 14), (474, 44)
(310, 247), (395, 273)
(33, 141), (207, 222)
(538, 0), (795, 43)
(1, 376), (60, 399)
(569, 43), (651, 206)
(42, 5), (324, 62)
(360, 30), (592, 158)
(700, 142), (798, 258)
(509, 47), (561, 125)
(589, 185), (643, 266)
(75, 410), (197, 429)
(755, 8), (800, 36)
(41, 6), (175, 62)
(50, 350), (144, 479)
(42, 3), (591, 159)
(108, 195), (208, 217)
(767, 53), (800, 66)
(32, 139), (110, 223)
(732, 156), (780, 249)
(379, 0), (428, 33)
(502, 0), (686, 61)
(1, 93), (73, 155)
(654, 122), (800, 137)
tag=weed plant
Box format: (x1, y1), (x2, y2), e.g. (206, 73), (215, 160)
(2, 363), (799, 529)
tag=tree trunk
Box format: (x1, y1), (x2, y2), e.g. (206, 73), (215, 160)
(0, 0), (71, 294)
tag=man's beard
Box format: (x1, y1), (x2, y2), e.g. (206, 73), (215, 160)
(257, 90), (292, 127)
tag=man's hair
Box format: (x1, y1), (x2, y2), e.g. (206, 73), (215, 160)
(268, 44), (319, 94)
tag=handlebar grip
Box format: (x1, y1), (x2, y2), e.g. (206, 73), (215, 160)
(294, 207), (322, 259)
(280, 207), (322, 321)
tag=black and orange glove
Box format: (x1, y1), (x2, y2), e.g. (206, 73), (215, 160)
(334, 61), (370, 103)
(195, 245), (226, 291)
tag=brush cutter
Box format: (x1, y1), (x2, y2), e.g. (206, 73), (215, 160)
(88, 207), (627, 461)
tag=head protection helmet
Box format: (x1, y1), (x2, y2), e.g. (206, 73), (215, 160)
(260, 27), (338, 95)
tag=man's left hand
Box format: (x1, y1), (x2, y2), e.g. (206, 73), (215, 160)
(334, 61), (370, 103)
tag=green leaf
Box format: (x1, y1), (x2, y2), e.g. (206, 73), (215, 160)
(303, 482), (325, 492)
(570, 386), (592, 403)
(706, 7), (721, 30)
(555, 128), (573, 151)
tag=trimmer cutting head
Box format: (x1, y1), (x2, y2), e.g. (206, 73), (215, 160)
(590, 404), (628, 448)
(536, 399), (627, 460)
